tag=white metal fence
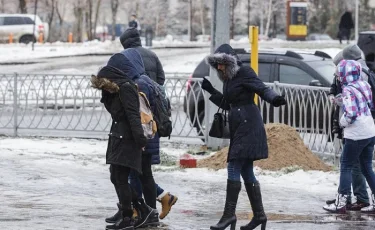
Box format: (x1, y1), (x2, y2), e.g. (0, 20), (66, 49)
(0, 73), (337, 157)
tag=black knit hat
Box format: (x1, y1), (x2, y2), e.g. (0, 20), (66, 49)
(120, 27), (141, 49)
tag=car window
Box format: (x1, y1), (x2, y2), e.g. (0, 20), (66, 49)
(23, 17), (34, 25)
(279, 65), (314, 85)
(0, 17), (4, 26)
(247, 62), (272, 82)
(3, 17), (25, 25)
(258, 63), (272, 82)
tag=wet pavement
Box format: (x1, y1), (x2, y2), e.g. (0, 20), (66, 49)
(1, 138), (375, 230)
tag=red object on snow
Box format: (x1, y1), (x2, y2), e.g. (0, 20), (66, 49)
(179, 153), (197, 168)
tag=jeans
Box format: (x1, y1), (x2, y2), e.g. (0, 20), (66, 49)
(227, 159), (257, 183)
(128, 154), (157, 209)
(339, 137), (375, 197)
(110, 164), (133, 216)
(351, 160), (370, 203)
(129, 173), (164, 199)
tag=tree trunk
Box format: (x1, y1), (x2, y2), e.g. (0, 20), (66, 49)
(230, 0), (234, 39)
(56, 1), (64, 39)
(200, 0), (205, 35)
(86, 0), (93, 40)
(47, 0), (56, 42)
(0, 0), (6, 13)
(74, 3), (84, 43)
(93, 0), (102, 39)
(188, 0), (193, 41)
(264, 0), (273, 37)
(155, 0), (160, 37)
(111, 0), (119, 41)
(19, 0), (27, 13)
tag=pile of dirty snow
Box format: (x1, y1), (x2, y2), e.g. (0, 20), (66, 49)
(198, 123), (331, 171)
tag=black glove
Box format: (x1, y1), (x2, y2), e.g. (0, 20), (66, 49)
(201, 77), (215, 94)
(272, 96), (286, 107)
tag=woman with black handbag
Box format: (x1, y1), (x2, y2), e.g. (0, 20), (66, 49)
(201, 44), (286, 230)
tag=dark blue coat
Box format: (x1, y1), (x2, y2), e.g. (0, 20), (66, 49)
(206, 44), (279, 161)
(107, 49), (161, 164)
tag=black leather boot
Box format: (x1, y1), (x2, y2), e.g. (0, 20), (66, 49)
(106, 208), (134, 230)
(210, 180), (241, 230)
(133, 199), (159, 229)
(105, 203), (122, 224)
(241, 181), (267, 230)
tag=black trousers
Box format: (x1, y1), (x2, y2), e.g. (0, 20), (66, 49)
(138, 154), (157, 209)
(110, 164), (134, 217)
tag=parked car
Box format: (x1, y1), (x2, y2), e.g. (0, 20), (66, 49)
(0, 14), (49, 43)
(358, 31), (375, 72)
(306, 33), (333, 41)
(184, 49), (335, 137)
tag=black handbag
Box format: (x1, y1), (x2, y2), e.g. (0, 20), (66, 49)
(209, 98), (230, 139)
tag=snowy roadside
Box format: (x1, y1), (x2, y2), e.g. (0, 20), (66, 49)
(0, 38), (349, 64)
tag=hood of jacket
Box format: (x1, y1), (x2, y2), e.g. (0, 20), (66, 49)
(338, 60), (372, 105)
(338, 60), (362, 85)
(205, 44), (241, 81)
(107, 48), (145, 81)
(91, 65), (135, 93)
(120, 27), (142, 49)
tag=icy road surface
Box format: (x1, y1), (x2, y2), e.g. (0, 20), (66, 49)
(1, 138), (375, 230)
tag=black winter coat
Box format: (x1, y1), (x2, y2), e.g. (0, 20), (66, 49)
(339, 12), (354, 30)
(92, 66), (148, 173)
(120, 28), (165, 85)
(206, 44), (279, 161)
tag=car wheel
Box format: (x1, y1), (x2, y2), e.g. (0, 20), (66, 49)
(19, 35), (35, 44)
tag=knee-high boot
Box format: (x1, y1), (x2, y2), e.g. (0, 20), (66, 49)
(210, 180), (241, 230)
(241, 181), (267, 230)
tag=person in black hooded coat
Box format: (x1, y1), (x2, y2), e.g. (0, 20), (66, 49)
(202, 44), (286, 230)
(120, 27), (165, 85)
(91, 65), (148, 230)
(338, 10), (354, 44)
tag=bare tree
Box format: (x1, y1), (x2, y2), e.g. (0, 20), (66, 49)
(43, 0), (56, 42)
(0, 0), (5, 13)
(85, 0), (93, 40)
(199, 0), (205, 35)
(111, 0), (119, 40)
(19, 0), (27, 13)
(56, 0), (68, 40)
(74, 0), (85, 42)
(230, 0), (240, 39)
(93, 0), (102, 39)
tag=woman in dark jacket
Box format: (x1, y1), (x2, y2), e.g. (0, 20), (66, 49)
(202, 44), (286, 230)
(91, 65), (148, 230)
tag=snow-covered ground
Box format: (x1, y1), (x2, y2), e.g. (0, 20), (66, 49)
(1, 137), (375, 230)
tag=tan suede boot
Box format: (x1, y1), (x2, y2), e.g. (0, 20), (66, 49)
(158, 192), (178, 219)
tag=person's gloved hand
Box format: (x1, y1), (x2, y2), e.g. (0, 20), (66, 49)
(272, 96), (287, 107)
(329, 94), (335, 104)
(201, 77), (215, 94)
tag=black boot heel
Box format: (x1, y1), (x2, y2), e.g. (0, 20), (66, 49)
(261, 221), (266, 230)
(230, 221), (236, 230)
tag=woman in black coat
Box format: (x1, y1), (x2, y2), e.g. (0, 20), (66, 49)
(92, 65), (148, 230)
(202, 44), (286, 230)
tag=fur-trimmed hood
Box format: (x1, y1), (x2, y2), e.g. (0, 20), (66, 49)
(91, 65), (135, 93)
(205, 44), (241, 81)
(91, 75), (120, 93)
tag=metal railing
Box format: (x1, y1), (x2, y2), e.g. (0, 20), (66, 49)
(0, 73), (337, 157)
